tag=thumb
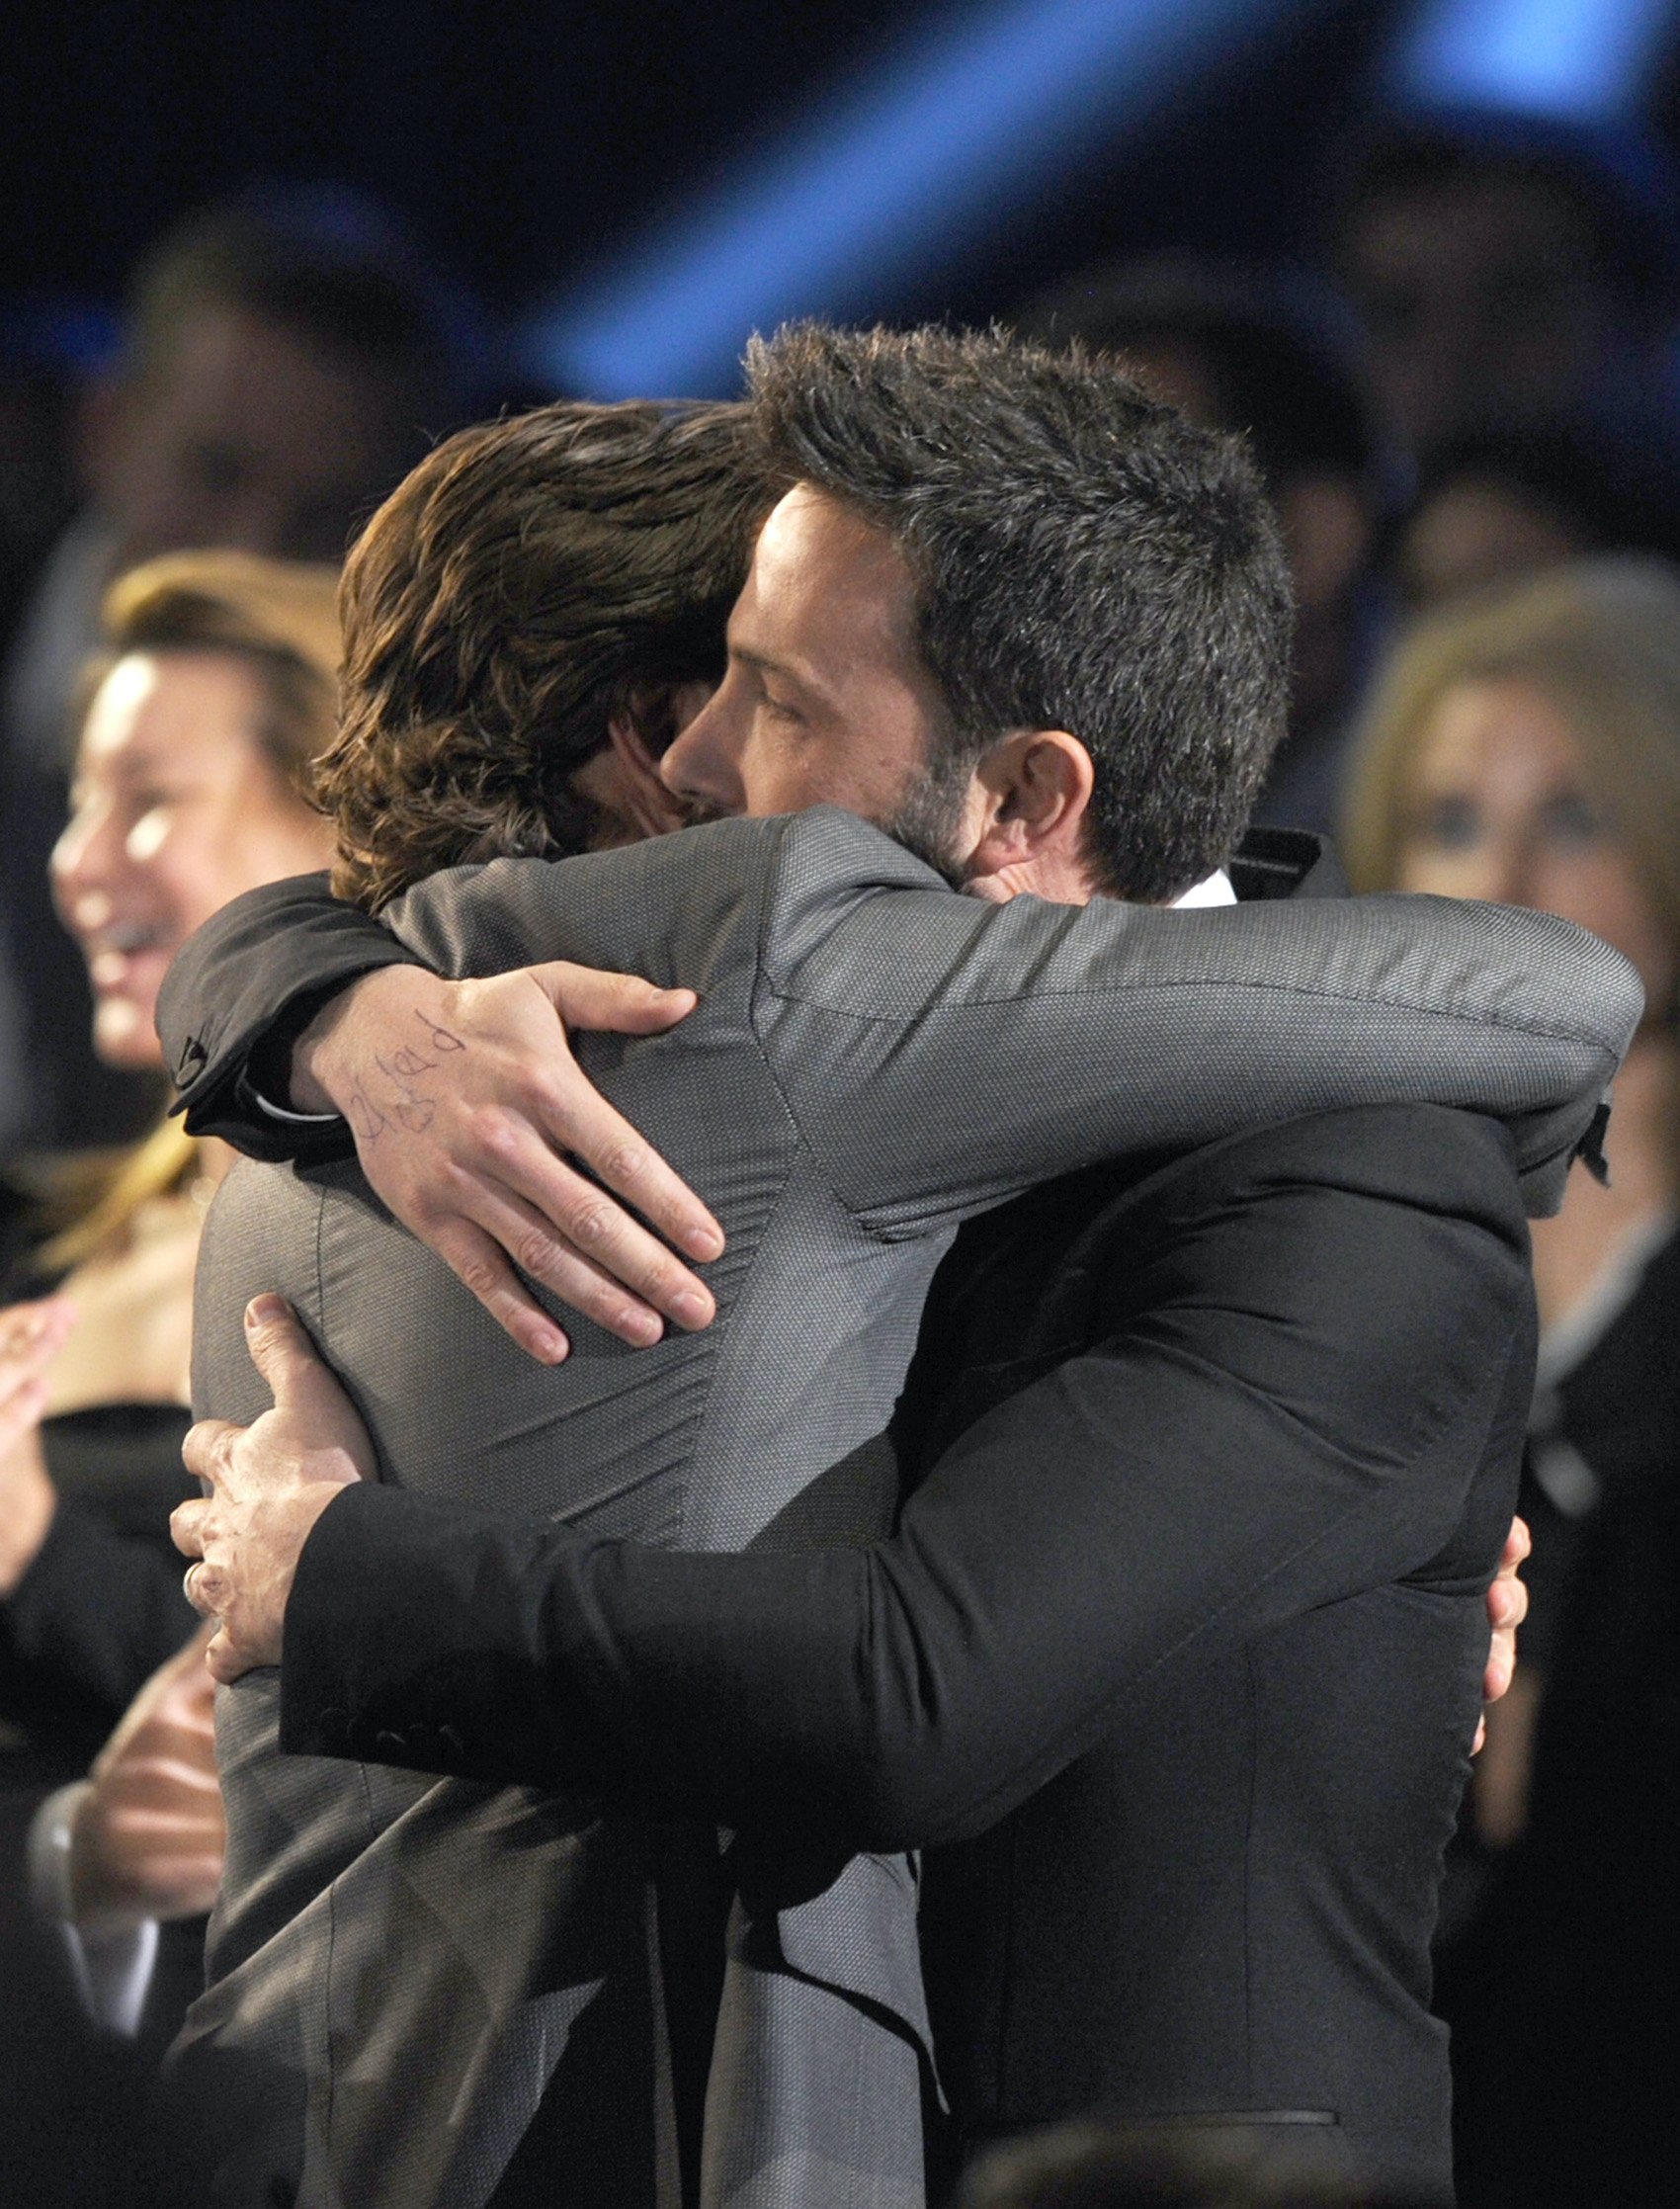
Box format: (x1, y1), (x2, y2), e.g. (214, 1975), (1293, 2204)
(242, 1296), (374, 1477)
(243, 1296), (321, 1397)
(91, 1623), (219, 1777)
(530, 962), (699, 1037)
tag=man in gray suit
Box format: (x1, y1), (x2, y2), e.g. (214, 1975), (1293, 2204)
(164, 328), (1627, 2208)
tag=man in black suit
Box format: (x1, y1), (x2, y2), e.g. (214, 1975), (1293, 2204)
(170, 327), (1578, 2202)
(175, 923), (1539, 2208)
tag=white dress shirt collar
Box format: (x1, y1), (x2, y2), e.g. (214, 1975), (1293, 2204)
(1170, 869), (1236, 910)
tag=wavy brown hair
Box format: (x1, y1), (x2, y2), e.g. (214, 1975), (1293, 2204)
(319, 398), (768, 909)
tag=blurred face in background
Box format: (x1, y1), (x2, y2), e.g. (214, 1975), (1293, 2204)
(1345, 172), (1615, 458)
(51, 650), (334, 1067)
(83, 304), (414, 568)
(1398, 479), (1585, 613)
(1393, 676), (1673, 1010)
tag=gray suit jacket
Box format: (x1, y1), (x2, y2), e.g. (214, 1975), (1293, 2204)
(171, 808), (1638, 2209)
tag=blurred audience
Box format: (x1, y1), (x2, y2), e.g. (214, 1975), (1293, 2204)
(0, 305), (83, 659)
(0, 306), (89, 1148)
(0, 185), (459, 1151)
(1, 552), (340, 2202)
(1341, 556), (1680, 2207)
(1329, 113), (1680, 464)
(1013, 256), (1396, 836)
(1396, 423), (1680, 615)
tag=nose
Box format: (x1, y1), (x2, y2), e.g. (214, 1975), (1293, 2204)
(1458, 836), (1535, 911)
(659, 689), (745, 815)
(49, 789), (135, 942)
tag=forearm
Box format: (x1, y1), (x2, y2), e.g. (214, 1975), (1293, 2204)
(0, 1467), (55, 1595)
(282, 1175), (1527, 1844)
(766, 879), (1638, 1228)
(28, 1784), (161, 2037)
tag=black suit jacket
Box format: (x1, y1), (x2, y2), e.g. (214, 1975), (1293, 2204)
(284, 1101), (1530, 2200)
(274, 839), (1535, 2205)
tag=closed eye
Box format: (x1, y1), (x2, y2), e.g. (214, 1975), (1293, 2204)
(1412, 794), (1480, 851)
(1538, 790), (1603, 848)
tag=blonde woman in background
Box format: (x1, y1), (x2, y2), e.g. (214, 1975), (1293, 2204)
(1341, 554), (1680, 2209)
(0, 555), (338, 2088)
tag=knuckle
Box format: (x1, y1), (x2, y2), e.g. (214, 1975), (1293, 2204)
(467, 1108), (521, 1165)
(513, 1229), (558, 1279)
(528, 1077), (579, 1132)
(456, 1256), (506, 1303)
(565, 1200), (614, 1250)
(598, 1142), (645, 1186)
(432, 1160), (480, 1212)
(643, 1253), (690, 1297)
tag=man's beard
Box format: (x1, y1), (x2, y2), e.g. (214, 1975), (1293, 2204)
(878, 751), (974, 888)
(682, 750), (975, 887)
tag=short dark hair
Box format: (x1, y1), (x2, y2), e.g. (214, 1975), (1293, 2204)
(320, 398), (767, 909)
(1407, 421), (1680, 574)
(747, 322), (1293, 899)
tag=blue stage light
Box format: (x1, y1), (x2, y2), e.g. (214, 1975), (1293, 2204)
(1393, 0), (1677, 124)
(534, 0), (1313, 400)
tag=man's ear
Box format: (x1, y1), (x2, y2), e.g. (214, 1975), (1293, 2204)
(962, 729), (1097, 898)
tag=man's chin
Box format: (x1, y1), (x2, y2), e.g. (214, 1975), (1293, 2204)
(677, 785), (970, 886)
(877, 799), (970, 889)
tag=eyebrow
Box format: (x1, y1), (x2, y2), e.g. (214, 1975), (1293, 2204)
(76, 740), (192, 787)
(728, 639), (836, 707)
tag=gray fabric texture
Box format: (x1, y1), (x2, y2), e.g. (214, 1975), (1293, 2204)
(177, 807), (1640, 2208)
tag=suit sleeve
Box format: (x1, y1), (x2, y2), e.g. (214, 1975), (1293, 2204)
(280, 1127), (1532, 1845)
(746, 815), (1637, 1227)
(157, 814), (1636, 1208)
(157, 874), (418, 1158)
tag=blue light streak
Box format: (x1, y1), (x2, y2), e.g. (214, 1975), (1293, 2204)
(536, 0), (1312, 399)
(1393, 0), (1678, 123)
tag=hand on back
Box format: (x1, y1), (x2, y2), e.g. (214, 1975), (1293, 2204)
(1476, 1515), (1531, 1753)
(175, 1297), (375, 1682)
(294, 963), (725, 1363)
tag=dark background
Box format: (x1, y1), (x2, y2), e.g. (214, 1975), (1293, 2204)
(12, 0), (1680, 374)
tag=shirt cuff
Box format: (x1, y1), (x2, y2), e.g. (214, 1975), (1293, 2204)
(233, 1067), (343, 1129)
(28, 1781), (161, 2038)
